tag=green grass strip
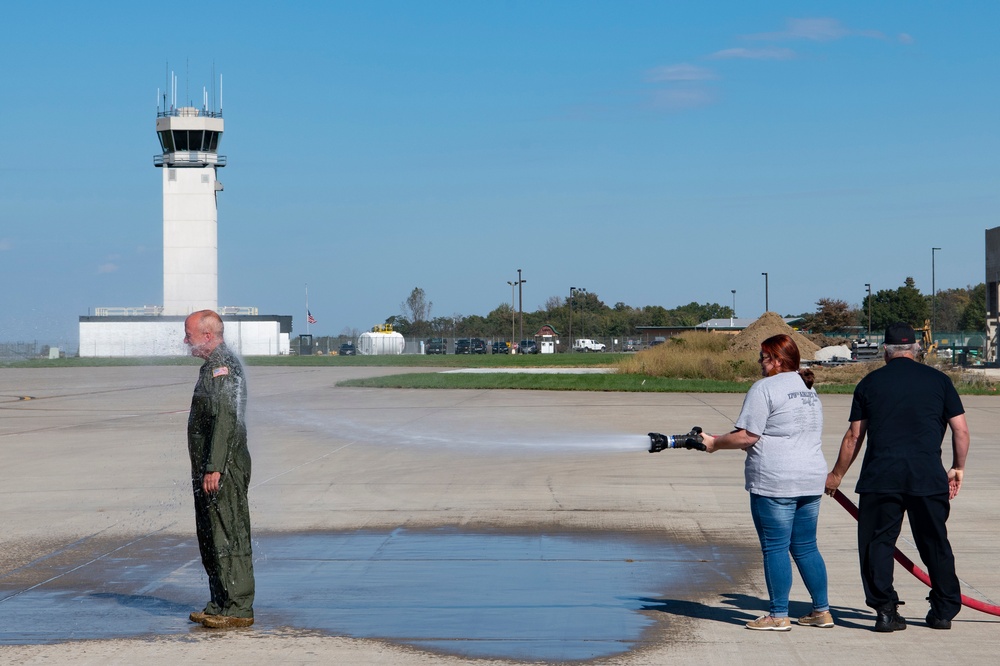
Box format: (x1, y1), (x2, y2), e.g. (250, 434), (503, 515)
(337, 372), (866, 394)
(337, 372), (743, 392)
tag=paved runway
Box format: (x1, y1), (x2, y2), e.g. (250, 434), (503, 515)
(1, 366), (997, 664)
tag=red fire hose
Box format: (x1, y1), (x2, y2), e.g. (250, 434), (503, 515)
(831, 489), (1000, 616)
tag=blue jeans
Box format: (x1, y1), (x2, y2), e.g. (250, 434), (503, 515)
(749, 494), (829, 617)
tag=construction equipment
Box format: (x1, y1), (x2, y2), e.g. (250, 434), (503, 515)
(851, 338), (880, 361)
(917, 319), (937, 357)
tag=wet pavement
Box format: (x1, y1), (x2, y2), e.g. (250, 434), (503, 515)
(1, 528), (744, 661)
(2, 366), (998, 665)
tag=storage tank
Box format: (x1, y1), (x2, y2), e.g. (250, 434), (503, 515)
(358, 324), (405, 355)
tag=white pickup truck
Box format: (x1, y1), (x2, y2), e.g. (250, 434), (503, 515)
(573, 338), (606, 352)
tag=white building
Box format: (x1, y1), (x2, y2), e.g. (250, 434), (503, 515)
(79, 313), (291, 358)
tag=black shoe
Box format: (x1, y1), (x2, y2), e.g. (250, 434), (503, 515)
(875, 604), (906, 632)
(925, 613), (952, 630)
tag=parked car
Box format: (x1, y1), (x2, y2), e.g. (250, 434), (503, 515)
(338, 342), (356, 356)
(572, 338), (606, 352)
(470, 338), (487, 354)
(426, 338), (447, 354)
(518, 339), (540, 354)
(455, 338), (471, 354)
(492, 341), (509, 354)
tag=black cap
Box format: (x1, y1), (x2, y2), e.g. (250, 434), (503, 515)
(884, 322), (916, 345)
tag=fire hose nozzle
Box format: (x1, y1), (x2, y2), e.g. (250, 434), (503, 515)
(648, 426), (706, 453)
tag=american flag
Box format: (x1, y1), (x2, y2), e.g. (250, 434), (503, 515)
(307, 310), (317, 325)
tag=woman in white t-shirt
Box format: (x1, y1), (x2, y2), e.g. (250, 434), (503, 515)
(702, 334), (831, 632)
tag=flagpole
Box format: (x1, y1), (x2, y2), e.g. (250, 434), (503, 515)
(305, 283), (310, 335)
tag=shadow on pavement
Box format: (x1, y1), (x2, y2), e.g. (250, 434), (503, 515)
(639, 592), (875, 630)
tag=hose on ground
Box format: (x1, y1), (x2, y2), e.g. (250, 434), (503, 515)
(832, 489), (1000, 617)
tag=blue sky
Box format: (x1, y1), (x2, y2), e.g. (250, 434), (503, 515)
(2, 2), (997, 346)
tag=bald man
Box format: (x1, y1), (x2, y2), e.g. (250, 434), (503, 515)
(183, 310), (255, 629)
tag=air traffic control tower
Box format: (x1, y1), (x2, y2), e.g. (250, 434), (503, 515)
(78, 74), (291, 356)
(156, 104), (224, 315)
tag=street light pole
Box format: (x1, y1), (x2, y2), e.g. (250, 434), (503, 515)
(507, 280), (516, 351)
(568, 286), (576, 352)
(517, 268), (526, 345)
(932, 247), (941, 337)
(762, 272), (768, 313)
(731, 289), (736, 326)
(865, 283), (872, 339)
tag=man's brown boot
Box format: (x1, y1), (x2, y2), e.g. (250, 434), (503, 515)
(202, 614), (254, 629)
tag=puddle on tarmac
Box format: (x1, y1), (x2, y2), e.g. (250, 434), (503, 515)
(0, 529), (747, 662)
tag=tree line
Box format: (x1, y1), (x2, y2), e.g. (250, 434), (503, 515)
(385, 287), (735, 342)
(314, 279), (985, 347)
(800, 278), (985, 336)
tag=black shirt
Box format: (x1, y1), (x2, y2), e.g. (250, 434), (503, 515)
(849, 357), (964, 495)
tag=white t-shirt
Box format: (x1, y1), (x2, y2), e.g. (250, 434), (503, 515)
(735, 370), (826, 497)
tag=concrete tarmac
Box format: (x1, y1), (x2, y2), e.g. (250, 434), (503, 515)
(1, 365), (997, 664)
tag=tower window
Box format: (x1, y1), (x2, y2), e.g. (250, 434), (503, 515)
(190, 130), (205, 152)
(158, 130), (175, 153)
(159, 129), (220, 154)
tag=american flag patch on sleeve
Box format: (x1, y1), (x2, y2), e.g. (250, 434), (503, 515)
(213, 366), (230, 378)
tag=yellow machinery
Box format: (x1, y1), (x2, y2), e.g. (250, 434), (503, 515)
(917, 319), (937, 357)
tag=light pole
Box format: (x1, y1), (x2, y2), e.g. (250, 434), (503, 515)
(567, 286), (576, 352)
(932, 247), (941, 337)
(762, 272), (768, 313)
(731, 289), (736, 326)
(865, 283), (872, 340)
(507, 280), (516, 350)
(517, 268), (526, 344)
(577, 288), (588, 338)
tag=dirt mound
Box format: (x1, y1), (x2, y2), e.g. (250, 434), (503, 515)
(729, 312), (821, 360)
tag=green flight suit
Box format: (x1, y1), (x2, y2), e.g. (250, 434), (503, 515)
(188, 343), (255, 618)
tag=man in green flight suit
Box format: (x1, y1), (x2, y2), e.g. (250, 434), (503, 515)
(183, 310), (255, 629)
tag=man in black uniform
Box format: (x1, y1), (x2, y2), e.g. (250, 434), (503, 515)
(183, 310), (255, 629)
(826, 322), (969, 632)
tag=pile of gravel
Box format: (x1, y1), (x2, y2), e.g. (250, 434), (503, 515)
(813, 345), (853, 362)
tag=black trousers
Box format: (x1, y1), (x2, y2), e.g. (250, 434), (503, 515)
(858, 492), (961, 620)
